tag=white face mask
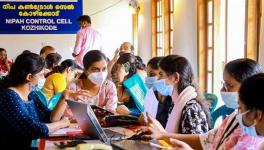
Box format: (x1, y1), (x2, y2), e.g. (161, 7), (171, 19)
(88, 71), (107, 86)
(221, 92), (239, 109)
(37, 78), (46, 89)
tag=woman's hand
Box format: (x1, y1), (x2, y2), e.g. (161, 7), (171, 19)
(137, 113), (167, 140)
(146, 112), (166, 133)
(113, 48), (119, 62)
(116, 105), (130, 115)
(59, 117), (70, 128)
(63, 89), (91, 100)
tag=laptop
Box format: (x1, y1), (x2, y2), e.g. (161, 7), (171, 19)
(66, 100), (126, 143)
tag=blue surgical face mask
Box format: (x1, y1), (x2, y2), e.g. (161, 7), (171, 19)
(236, 110), (258, 137)
(153, 79), (173, 96)
(221, 92), (239, 109)
(145, 76), (157, 89)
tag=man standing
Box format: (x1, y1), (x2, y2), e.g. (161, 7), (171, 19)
(72, 15), (102, 67)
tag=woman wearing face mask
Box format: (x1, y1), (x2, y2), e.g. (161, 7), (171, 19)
(220, 58), (263, 110)
(146, 55), (210, 134)
(115, 53), (146, 116)
(65, 50), (118, 119)
(0, 53), (80, 149)
(143, 56), (173, 128)
(144, 73), (264, 150)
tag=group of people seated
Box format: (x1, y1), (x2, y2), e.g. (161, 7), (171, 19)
(0, 42), (263, 150)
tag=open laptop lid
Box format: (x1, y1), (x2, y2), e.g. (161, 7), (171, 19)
(66, 100), (108, 143)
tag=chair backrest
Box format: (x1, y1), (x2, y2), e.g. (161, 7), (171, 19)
(211, 105), (235, 126)
(204, 93), (218, 113)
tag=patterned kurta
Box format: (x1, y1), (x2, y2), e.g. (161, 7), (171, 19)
(180, 99), (209, 134)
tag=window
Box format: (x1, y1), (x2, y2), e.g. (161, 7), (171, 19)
(198, 0), (260, 93)
(207, 0), (214, 93)
(152, 0), (174, 57)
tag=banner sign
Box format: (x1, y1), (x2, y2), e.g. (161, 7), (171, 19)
(0, 0), (82, 34)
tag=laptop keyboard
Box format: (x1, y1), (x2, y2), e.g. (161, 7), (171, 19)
(104, 129), (125, 138)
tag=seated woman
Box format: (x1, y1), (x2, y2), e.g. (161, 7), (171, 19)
(146, 55), (211, 134)
(0, 53), (81, 149)
(144, 56), (173, 128)
(65, 50), (118, 119)
(114, 53), (147, 116)
(145, 73), (264, 150)
(41, 59), (78, 109)
(220, 58), (263, 110)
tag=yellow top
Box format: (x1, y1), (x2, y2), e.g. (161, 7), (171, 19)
(42, 73), (67, 100)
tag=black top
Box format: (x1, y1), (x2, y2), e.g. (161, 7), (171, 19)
(154, 91), (173, 128)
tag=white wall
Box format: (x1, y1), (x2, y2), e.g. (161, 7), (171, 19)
(137, 0), (152, 64)
(137, 0), (198, 75)
(173, 0), (198, 75)
(0, 0), (133, 60)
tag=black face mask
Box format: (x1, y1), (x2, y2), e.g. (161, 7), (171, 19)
(119, 51), (125, 56)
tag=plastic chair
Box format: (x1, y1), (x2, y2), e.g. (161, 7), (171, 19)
(204, 93), (218, 113)
(211, 105), (235, 126)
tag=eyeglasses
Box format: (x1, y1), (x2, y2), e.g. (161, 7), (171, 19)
(221, 80), (233, 91)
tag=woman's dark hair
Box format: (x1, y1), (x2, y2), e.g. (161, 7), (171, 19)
(47, 59), (78, 77)
(22, 50), (31, 54)
(82, 50), (107, 69)
(147, 57), (164, 70)
(4, 52), (45, 87)
(224, 58), (263, 83)
(159, 55), (212, 127)
(116, 53), (145, 79)
(45, 53), (62, 69)
(159, 55), (194, 94)
(79, 50), (107, 79)
(239, 73), (264, 111)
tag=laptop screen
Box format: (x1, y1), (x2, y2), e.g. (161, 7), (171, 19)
(86, 104), (108, 143)
(66, 100), (108, 143)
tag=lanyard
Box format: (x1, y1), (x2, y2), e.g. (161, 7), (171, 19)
(216, 115), (239, 149)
